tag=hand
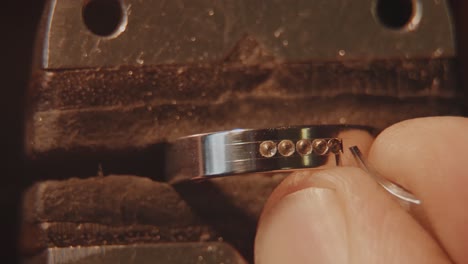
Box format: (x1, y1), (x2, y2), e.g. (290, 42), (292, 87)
(254, 117), (468, 263)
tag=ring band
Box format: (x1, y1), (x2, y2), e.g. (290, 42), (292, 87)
(165, 125), (371, 182)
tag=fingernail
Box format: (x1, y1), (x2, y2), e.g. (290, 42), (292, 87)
(255, 187), (348, 264)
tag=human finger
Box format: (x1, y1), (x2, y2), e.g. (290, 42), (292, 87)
(255, 167), (450, 264)
(369, 117), (468, 263)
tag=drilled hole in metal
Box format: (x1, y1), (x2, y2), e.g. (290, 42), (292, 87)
(82, 0), (125, 37)
(376, 0), (415, 29)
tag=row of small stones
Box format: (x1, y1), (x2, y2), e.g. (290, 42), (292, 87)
(259, 138), (341, 158)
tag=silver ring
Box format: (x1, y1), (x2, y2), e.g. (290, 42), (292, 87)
(165, 125), (370, 183)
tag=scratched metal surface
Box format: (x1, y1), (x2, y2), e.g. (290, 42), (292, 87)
(27, 0), (459, 159)
(39, 0), (455, 68)
(24, 243), (247, 264)
(27, 59), (460, 159)
(21, 174), (285, 261)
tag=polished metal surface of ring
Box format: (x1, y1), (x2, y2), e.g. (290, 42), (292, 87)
(165, 125), (369, 183)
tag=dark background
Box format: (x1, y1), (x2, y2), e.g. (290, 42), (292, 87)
(1, 0), (467, 263)
(2, 1), (47, 262)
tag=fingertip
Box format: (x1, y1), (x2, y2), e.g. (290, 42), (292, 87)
(255, 167), (450, 264)
(368, 116), (468, 263)
(255, 185), (348, 264)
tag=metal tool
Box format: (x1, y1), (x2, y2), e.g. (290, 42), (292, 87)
(350, 146), (421, 204)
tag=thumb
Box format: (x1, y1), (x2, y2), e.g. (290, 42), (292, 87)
(254, 168), (450, 264)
